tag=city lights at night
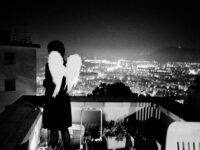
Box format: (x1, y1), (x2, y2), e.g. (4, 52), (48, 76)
(1, 1), (200, 150)
(37, 56), (200, 98)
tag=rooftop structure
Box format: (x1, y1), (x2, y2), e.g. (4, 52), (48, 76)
(0, 30), (40, 48)
(0, 96), (199, 150)
(0, 30), (40, 113)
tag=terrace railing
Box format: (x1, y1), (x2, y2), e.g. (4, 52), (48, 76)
(0, 95), (198, 150)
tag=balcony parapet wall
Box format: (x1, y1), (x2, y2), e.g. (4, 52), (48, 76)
(0, 95), (196, 150)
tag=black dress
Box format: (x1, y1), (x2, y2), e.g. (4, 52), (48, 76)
(42, 63), (72, 130)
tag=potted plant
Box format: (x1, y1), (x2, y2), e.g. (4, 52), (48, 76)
(103, 120), (128, 149)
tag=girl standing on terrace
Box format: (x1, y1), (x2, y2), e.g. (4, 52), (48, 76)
(42, 40), (81, 150)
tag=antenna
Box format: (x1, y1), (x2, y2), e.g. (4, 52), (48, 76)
(11, 25), (31, 45)
(23, 23), (27, 37)
(23, 22), (28, 44)
(13, 28), (19, 43)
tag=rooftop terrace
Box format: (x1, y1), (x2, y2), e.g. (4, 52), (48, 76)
(0, 95), (199, 150)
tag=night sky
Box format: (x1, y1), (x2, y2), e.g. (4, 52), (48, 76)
(0, 1), (200, 63)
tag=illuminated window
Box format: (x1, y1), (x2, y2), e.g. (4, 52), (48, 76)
(5, 79), (16, 91)
(4, 52), (15, 65)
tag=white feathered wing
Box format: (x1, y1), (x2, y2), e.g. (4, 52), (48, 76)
(48, 51), (65, 97)
(48, 51), (82, 95)
(65, 54), (82, 92)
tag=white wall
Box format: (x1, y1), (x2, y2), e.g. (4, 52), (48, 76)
(71, 102), (138, 123)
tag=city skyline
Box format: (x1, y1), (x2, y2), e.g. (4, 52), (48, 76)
(37, 56), (200, 98)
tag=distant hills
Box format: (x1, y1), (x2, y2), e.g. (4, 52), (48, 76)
(145, 46), (200, 63)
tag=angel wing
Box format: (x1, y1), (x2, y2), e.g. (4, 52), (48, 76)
(48, 51), (65, 96)
(65, 54), (82, 92)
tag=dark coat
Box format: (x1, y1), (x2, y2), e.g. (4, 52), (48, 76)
(42, 63), (72, 130)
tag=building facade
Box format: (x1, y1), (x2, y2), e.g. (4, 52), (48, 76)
(0, 30), (40, 113)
